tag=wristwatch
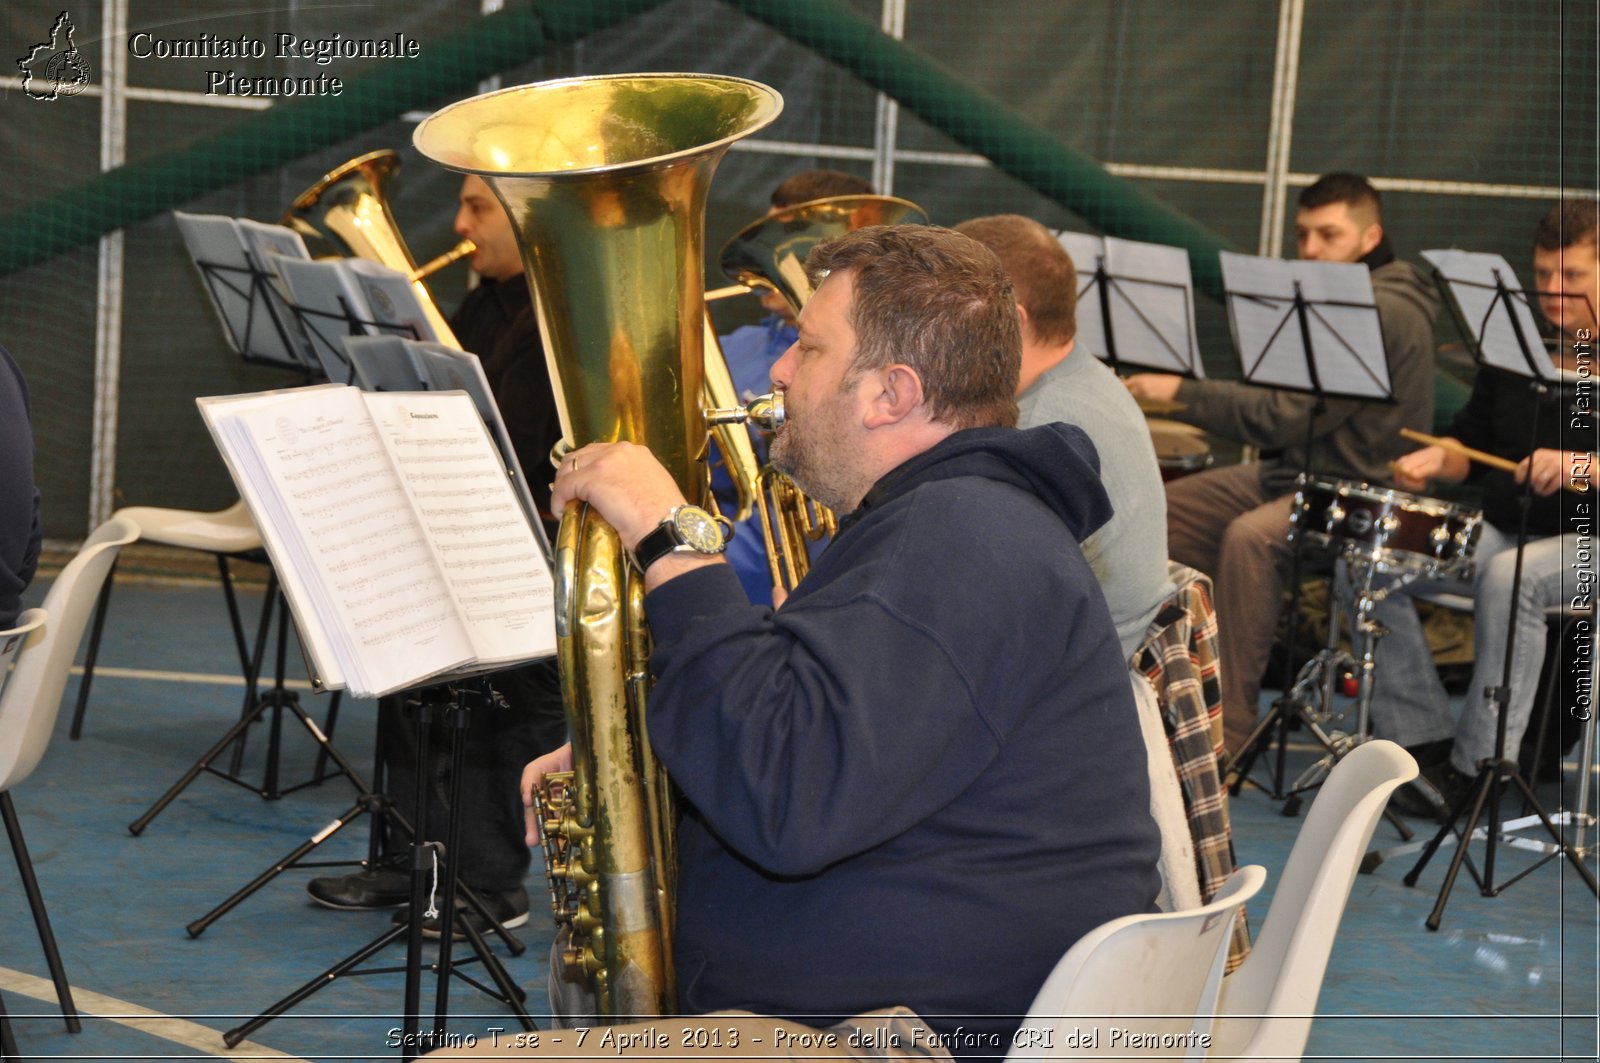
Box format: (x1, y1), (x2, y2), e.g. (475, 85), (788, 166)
(630, 504), (731, 572)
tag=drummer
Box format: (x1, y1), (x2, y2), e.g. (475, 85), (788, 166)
(1124, 172), (1440, 755)
(1368, 198), (1599, 814)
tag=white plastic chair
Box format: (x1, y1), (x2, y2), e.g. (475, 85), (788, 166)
(1209, 739), (1418, 1063)
(1007, 864), (1267, 1060)
(68, 500), (262, 738)
(0, 516), (139, 1035)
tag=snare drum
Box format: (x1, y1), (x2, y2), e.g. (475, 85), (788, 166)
(1147, 419), (1213, 483)
(1288, 477), (1481, 578)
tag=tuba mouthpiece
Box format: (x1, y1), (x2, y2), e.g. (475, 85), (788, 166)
(705, 390), (784, 432)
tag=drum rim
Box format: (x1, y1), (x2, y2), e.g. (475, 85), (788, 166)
(1296, 476), (1481, 520)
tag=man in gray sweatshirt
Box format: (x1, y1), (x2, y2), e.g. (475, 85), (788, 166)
(1127, 173), (1439, 755)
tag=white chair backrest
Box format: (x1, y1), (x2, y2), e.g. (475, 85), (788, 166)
(1008, 864), (1267, 1061)
(0, 610), (46, 698)
(1130, 670), (1202, 912)
(0, 517), (139, 792)
(1211, 740), (1417, 1062)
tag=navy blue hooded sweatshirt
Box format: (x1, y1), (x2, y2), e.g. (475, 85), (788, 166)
(643, 423), (1162, 1058)
(0, 346), (41, 630)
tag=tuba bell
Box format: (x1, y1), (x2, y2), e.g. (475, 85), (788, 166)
(282, 149), (466, 348)
(718, 193), (928, 313)
(414, 73), (782, 1021)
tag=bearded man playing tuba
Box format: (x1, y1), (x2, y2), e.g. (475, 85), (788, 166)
(434, 224), (1160, 1061)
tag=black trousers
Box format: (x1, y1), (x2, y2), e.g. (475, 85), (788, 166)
(377, 658), (567, 892)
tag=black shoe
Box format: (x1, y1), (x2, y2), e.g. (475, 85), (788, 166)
(307, 857), (410, 910)
(1425, 760), (1475, 811)
(393, 885), (530, 939)
(1403, 739), (1454, 771)
(1388, 779), (1447, 822)
(1391, 761), (1476, 824)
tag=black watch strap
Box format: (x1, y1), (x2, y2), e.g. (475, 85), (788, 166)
(631, 522), (681, 573)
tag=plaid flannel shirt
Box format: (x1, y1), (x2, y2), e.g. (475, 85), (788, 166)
(1134, 561), (1251, 970)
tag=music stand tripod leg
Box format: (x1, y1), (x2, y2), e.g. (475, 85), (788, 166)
(222, 684), (537, 1053)
(0, 988), (19, 1062)
(127, 578), (280, 835)
(127, 593), (276, 835)
(427, 682), (534, 1037)
(186, 689), (401, 934)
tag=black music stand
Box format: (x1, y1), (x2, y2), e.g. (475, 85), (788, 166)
(174, 211), (319, 377)
(222, 678), (537, 1056)
(275, 255), (438, 385)
(289, 299), (422, 386)
(1399, 251), (1599, 926)
(1055, 231), (1204, 375)
(1215, 252), (1398, 807)
(133, 215), (351, 822)
(127, 572), (351, 839)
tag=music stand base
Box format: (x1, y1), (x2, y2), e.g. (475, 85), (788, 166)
(1400, 759), (1598, 930)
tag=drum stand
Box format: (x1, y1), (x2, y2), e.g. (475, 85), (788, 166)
(1230, 550), (1415, 841)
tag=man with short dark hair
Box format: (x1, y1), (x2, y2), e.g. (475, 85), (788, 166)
(0, 343), (41, 631)
(956, 213), (1170, 657)
(1368, 198), (1599, 809)
(445, 225), (1161, 1059)
(1126, 172), (1439, 753)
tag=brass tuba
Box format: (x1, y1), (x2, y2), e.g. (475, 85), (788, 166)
(414, 73), (782, 1021)
(718, 193), (928, 313)
(710, 194), (929, 590)
(282, 149), (466, 348)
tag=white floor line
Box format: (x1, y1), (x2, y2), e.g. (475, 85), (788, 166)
(0, 967), (309, 1060)
(71, 664), (315, 691)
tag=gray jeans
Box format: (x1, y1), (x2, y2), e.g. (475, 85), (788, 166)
(1357, 523), (1592, 773)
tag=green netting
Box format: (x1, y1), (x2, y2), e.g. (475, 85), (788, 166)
(1, 0), (1594, 538)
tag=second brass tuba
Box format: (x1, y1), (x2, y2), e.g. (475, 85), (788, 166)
(415, 73), (782, 1021)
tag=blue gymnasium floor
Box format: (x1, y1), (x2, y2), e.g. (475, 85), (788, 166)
(1, 573), (1597, 1062)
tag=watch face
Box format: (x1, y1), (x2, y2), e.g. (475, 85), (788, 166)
(673, 506), (725, 553)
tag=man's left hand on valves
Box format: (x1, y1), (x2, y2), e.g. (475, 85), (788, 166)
(551, 441), (727, 589)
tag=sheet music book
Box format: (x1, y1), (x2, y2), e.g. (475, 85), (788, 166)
(1219, 251), (1391, 401)
(198, 384), (556, 698)
(173, 211), (316, 371)
(341, 335), (548, 543)
(1054, 231), (1203, 377)
(1420, 249), (1561, 382)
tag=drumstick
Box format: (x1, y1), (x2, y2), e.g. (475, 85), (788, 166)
(1398, 427), (1588, 495)
(1134, 396), (1188, 415)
